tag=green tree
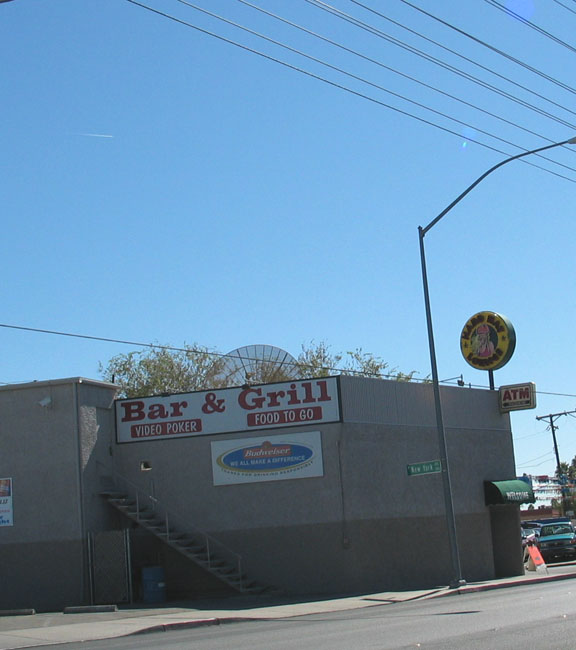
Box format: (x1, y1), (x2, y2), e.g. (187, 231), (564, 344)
(569, 456), (576, 480)
(556, 459), (576, 481)
(99, 344), (227, 398)
(295, 342), (415, 381)
(557, 462), (570, 479)
(100, 341), (416, 397)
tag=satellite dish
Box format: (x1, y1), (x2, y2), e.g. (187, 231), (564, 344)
(214, 345), (299, 387)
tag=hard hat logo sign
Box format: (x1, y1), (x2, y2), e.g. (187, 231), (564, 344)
(460, 311), (516, 371)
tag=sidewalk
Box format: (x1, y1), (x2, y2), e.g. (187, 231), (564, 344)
(1, 563), (576, 650)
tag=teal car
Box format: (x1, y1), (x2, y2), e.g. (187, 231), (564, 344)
(537, 522), (576, 563)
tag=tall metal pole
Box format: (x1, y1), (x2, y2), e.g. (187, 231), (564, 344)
(419, 136), (576, 589)
(419, 229), (464, 587)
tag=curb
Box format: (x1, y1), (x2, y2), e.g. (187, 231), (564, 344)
(131, 571), (576, 636)
(434, 570), (576, 598)
(0, 609), (36, 617)
(133, 617), (257, 634)
(64, 605), (118, 614)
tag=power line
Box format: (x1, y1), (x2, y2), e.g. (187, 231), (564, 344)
(0, 322), (411, 382)
(517, 450), (557, 463)
(398, 0), (576, 100)
(124, 0), (576, 184)
(553, 0), (576, 11)
(121, 1), (502, 152)
(514, 430), (549, 441)
(233, 0), (575, 152)
(172, 0), (576, 172)
(304, 0), (576, 130)
(516, 453), (556, 469)
(3, 322), (576, 399)
(484, 0), (576, 55)
(231, 0), (576, 176)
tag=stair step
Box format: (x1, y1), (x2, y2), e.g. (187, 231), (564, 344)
(138, 518), (164, 526)
(213, 567), (239, 576)
(101, 490), (270, 594)
(100, 491), (129, 498)
(241, 586), (267, 594)
(174, 543), (206, 553)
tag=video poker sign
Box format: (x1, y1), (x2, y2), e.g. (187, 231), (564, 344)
(115, 377), (341, 443)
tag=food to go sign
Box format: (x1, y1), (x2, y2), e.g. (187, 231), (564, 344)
(115, 377), (341, 443)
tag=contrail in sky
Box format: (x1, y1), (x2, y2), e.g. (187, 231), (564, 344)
(75, 133), (114, 138)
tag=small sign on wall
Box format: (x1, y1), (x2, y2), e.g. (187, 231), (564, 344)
(499, 383), (536, 412)
(407, 460), (442, 476)
(0, 478), (13, 526)
(211, 431), (324, 485)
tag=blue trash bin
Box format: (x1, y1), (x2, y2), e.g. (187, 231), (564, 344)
(141, 566), (166, 604)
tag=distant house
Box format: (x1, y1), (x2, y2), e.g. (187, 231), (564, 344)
(519, 474), (566, 519)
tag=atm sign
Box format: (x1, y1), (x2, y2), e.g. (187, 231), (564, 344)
(499, 383), (536, 412)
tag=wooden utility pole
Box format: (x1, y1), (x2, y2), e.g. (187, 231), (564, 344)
(535, 409), (576, 515)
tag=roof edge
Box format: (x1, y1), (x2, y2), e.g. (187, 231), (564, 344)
(0, 377), (119, 392)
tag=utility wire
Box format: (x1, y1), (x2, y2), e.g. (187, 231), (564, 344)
(516, 454), (556, 469)
(398, 0), (576, 99)
(517, 450), (557, 463)
(174, 0), (576, 173)
(0, 322), (413, 381)
(3, 322), (576, 399)
(552, 0), (576, 16)
(151, 0), (576, 181)
(121, 0), (517, 161)
(514, 430), (549, 441)
(124, 0), (576, 183)
(484, 0), (576, 55)
(234, 0), (572, 152)
(305, 0), (576, 130)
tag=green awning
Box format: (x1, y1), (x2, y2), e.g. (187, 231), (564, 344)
(484, 480), (535, 506)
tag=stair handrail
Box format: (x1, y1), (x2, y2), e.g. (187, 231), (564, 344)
(97, 462), (243, 586)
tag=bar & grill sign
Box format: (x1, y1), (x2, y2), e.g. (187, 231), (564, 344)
(115, 377), (340, 443)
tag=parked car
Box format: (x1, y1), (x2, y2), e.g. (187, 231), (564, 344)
(521, 526), (539, 548)
(536, 521), (576, 563)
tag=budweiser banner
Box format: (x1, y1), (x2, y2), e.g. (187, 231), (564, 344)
(211, 431), (324, 485)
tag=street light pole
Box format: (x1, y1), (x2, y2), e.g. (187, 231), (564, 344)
(419, 136), (576, 589)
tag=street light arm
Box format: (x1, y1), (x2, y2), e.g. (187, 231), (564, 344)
(420, 136), (576, 237)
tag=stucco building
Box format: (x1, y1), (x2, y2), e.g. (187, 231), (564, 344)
(0, 375), (529, 612)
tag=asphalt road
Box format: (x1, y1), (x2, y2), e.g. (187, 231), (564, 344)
(34, 581), (576, 649)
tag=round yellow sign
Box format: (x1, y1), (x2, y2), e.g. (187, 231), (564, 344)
(460, 311), (516, 371)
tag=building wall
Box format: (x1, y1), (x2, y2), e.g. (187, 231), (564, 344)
(0, 378), (117, 612)
(0, 375), (521, 609)
(108, 377), (520, 595)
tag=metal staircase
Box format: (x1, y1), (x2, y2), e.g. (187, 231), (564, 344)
(99, 469), (271, 596)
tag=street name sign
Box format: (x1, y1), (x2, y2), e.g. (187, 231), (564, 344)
(407, 460), (442, 476)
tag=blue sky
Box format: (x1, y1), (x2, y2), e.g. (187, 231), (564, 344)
(2, 0), (576, 477)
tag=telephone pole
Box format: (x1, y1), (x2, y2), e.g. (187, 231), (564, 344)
(535, 409), (576, 515)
